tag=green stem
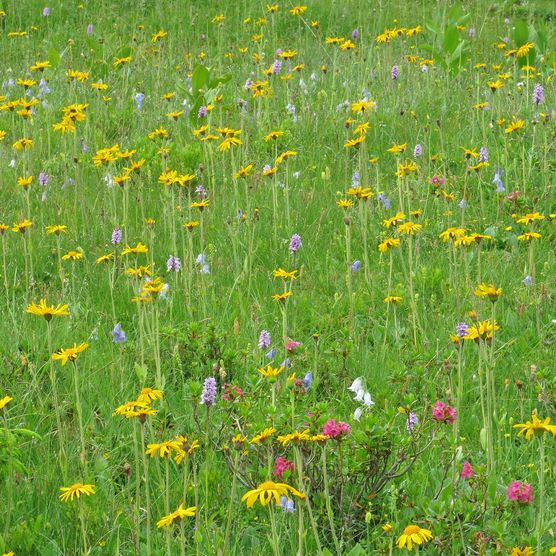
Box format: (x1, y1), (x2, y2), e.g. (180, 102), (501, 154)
(322, 448), (341, 554)
(140, 423), (151, 554)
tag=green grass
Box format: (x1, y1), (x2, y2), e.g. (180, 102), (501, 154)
(0, 0), (555, 554)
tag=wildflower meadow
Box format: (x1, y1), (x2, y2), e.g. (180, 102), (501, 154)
(1, 1), (555, 554)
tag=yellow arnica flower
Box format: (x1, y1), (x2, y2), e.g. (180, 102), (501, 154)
(264, 130), (284, 141)
(439, 227), (466, 242)
(351, 99), (376, 113)
(258, 365), (284, 378)
(383, 212), (406, 228)
(397, 222), (422, 235)
(463, 320), (499, 341)
(234, 164), (254, 179)
(272, 291), (293, 302)
(46, 225), (68, 235)
(12, 219), (33, 233)
(96, 253), (115, 264)
(0, 395), (13, 411)
(62, 250), (84, 261)
(337, 199), (354, 209)
(505, 119), (525, 134)
(174, 436), (201, 463)
(183, 221), (200, 230)
(137, 387), (163, 403)
(387, 143), (407, 154)
(516, 212), (544, 225)
(511, 547), (534, 556)
(190, 200), (209, 209)
(26, 299), (69, 320)
(249, 427), (276, 444)
(121, 242), (148, 255)
(513, 414), (556, 441)
(277, 429), (312, 446)
(517, 232), (541, 241)
(52, 343), (89, 365)
(396, 525), (433, 551)
(17, 176), (33, 188)
(146, 440), (181, 458)
(474, 283), (502, 301)
(59, 483), (95, 502)
(142, 277), (166, 295)
(273, 268), (298, 279)
(241, 481), (305, 508)
(157, 504), (196, 528)
(378, 238), (400, 253)
(384, 296), (402, 304)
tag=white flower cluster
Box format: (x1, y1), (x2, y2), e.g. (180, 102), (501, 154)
(348, 377), (374, 421)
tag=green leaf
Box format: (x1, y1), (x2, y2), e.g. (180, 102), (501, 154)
(114, 45), (132, 60)
(134, 362), (148, 383)
(513, 20), (529, 46)
(480, 427), (487, 451)
(208, 73), (231, 89)
(192, 64), (210, 96)
(443, 26), (459, 54)
(48, 47), (61, 68)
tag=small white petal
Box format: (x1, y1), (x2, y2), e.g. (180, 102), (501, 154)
(348, 377), (363, 393)
(353, 407), (364, 421)
(354, 388), (365, 402)
(363, 392), (374, 407)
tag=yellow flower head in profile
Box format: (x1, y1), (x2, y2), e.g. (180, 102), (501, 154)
(474, 283), (502, 301)
(505, 119), (525, 134)
(142, 277), (166, 296)
(156, 504), (196, 528)
(396, 525), (433, 551)
(516, 212), (544, 225)
(46, 225), (68, 235)
(351, 99), (376, 113)
(96, 253), (115, 264)
(265, 130), (284, 141)
(517, 232), (541, 241)
(378, 238), (401, 253)
(386, 143), (407, 154)
(0, 395), (13, 411)
(62, 250), (84, 261)
(234, 164), (254, 179)
(439, 227), (466, 242)
(146, 440), (182, 458)
(463, 320), (499, 341)
(397, 222), (422, 235)
(513, 413), (556, 441)
(277, 429), (312, 446)
(12, 219), (33, 233)
(241, 480), (305, 508)
(249, 427), (276, 444)
(384, 296), (402, 304)
(52, 343), (89, 365)
(273, 268), (298, 280)
(272, 291), (293, 302)
(173, 436), (201, 463)
(190, 200), (210, 210)
(183, 221), (200, 230)
(383, 212), (406, 228)
(121, 242), (148, 255)
(511, 547), (534, 556)
(258, 365), (284, 379)
(59, 483), (95, 502)
(137, 387), (163, 403)
(26, 299), (69, 320)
